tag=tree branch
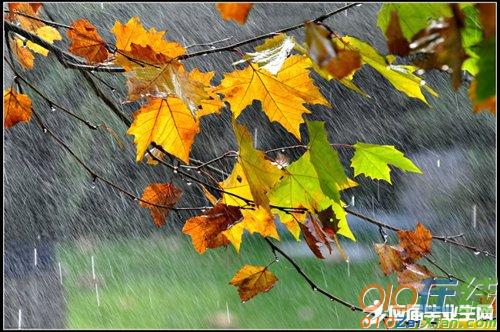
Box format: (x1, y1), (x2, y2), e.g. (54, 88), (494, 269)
(264, 238), (364, 312)
(177, 3), (361, 60)
(345, 208), (495, 258)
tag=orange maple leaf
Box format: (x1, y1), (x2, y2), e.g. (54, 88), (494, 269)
(6, 3), (44, 32)
(397, 222), (432, 261)
(182, 203), (243, 254)
(111, 16), (185, 70)
(67, 19), (109, 64)
(229, 265), (278, 302)
(10, 38), (35, 70)
(140, 182), (182, 227)
(216, 3), (253, 24)
(4, 88), (32, 128)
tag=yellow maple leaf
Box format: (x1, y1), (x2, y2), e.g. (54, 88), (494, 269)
(217, 55), (330, 139)
(229, 265), (278, 302)
(233, 122), (283, 209)
(223, 206), (280, 252)
(127, 97), (200, 164)
(26, 26), (62, 57)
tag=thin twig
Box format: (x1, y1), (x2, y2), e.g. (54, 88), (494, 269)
(265, 238), (364, 312)
(29, 110), (208, 212)
(177, 3), (361, 60)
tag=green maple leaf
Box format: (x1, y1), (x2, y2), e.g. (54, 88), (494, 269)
(351, 142), (423, 184)
(268, 151), (355, 241)
(306, 121), (350, 202)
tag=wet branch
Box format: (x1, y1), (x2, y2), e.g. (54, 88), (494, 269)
(345, 208), (495, 258)
(28, 110), (210, 213)
(264, 238), (364, 312)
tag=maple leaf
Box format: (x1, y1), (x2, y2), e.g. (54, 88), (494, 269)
(10, 38), (35, 70)
(229, 265), (278, 302)
(306, 121), (351, 202)
(305, 22), (361, 80)
(336, 36), (438, 104)
(230, 122), (283, 209)
(396, 263), (434, 292)
(233, 34), (296, 75)
(267, 150), (356, 241)
(140, 182), (182, 227)
(217, 55), (330, 139)
(410, 7), (468, 90)
(377, 3), (453, 41)
(223, 206), (279, 252)
(397, 222), (432, 261)
(385, 11), (410, 56)
(374, 243), (407, 276)
(25, 26), (62, 56)
(182, 203), (243, 254)
(111, 16), (185, 70)
(127, 97), (200, 164)
(4, 88), (32, 128)
(123, 51), (219, 114)
(351, 142), (422, 184)
(216, 3), (253, 24)
(6, 3), (45, 32)
(67, 19), (109, 64)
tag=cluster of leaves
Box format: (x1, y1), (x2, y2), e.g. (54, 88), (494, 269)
(374, 223), (434, 292)
(377, 3), (496, 114)
(3, 3), (495, 303)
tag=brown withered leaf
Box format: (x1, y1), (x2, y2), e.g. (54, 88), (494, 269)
(374, 243), (407, 275)
(410, 5), (467, 89)
(305, 22), (361, 80)
(299, 212), (335, 259)
(182, 203), (243, 254)
(4, 88), (32, 128)
(229, 265), (278, 302)
(140, 182), (182, 227)
(216, 3), (253, 24)
(385, 11), (410, 56)
(67, 19), (109, 64)
(476, 3), (496, 39)
(397, 222), (432, 261)
(397, 263), (434, 292)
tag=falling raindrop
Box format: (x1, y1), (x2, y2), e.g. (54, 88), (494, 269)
(18, 309), (22, 329)
(472, 204), (477, 228)
(437, 159), (441, 168)
(58, 261), (63, 285)
(91, 255), (96, 280)
(43, 128), (48, 134)
(346, 258), (350, 277)
(34, 248), (37, 267)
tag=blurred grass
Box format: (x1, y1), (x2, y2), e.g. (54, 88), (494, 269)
(57, 234), (495, 329)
